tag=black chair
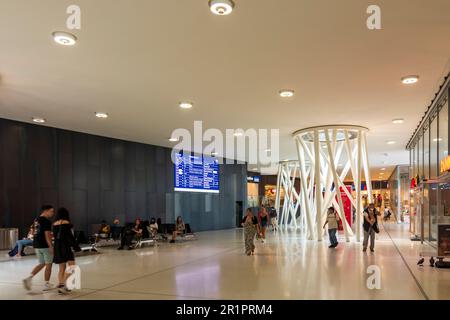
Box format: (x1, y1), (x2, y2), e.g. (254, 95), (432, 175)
(141, 221), (150, 239)
(74, 231), (88, 245)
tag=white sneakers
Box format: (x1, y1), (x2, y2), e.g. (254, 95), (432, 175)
(43, 282), (55, 291)
(22, 277), (56, 292)
(57, 285), (71, 294)
(22, 276), (32, 291)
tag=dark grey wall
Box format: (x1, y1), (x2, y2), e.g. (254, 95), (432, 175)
(0, 118), (247, 236)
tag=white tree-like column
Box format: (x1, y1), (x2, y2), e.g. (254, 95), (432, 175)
(291, 125), (373, 242)
(275, 161), (305, 232)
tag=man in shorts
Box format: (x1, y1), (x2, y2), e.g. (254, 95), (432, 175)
(23, 205), (55, 291)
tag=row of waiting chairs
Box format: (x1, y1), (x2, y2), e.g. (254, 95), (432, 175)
(74, 222), (197, 251)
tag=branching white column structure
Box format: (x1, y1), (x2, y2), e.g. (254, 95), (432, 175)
(292, 125), (372, 242)
(275, 161), (303, 231)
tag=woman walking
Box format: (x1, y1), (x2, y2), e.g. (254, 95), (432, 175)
(52, 207), (81, 294)
(323, 207), (340, 248)
(363, 203), (379, 252)
(259, 207), (269, 243)
(242, 208), (259, 256)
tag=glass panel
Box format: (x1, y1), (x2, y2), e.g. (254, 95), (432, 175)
(430, 117), (438, 178)
(424, 126), (430, 179)
(413, 145), (417, 178)
(430, 182), (439, 243)
(436, 182), (450, 244)
(423, 185), (430, 241)
(418, 133), (423, 179)
(439, 102), (449, 164)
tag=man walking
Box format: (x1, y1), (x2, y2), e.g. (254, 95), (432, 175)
(23, 205), (55, 291)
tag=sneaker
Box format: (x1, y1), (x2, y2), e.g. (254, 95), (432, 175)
(170, 240), (175, 243)
(117, 247), (123, 250)
(58, 286), (71, 294)
(328, 245), (334, 248)
(363, 248), (367, 252)
(370, 248), (375, 252)
(22, 277), (32, 291)
(43, 282), (55, 292)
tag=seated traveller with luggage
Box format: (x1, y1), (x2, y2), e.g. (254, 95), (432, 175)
(95, 220), (111, 242)
(117, 218), (143, 250)
(8, 224), (35, 258)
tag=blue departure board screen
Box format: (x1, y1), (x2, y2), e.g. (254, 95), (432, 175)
(174, 152), (220, 193)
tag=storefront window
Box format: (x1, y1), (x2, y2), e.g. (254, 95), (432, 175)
(424, 126), (430, 179)
(439, 103), (449, 164)
(430, 116), (438, 178)
(418, 133), (423, 179)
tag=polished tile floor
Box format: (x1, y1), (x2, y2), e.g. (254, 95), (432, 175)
(0, 222), (449, 300)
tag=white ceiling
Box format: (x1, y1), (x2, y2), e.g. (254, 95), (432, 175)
(1, 0), (450, 180)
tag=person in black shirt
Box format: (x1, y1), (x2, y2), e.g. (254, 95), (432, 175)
(118, 218), (143, 250)
(242, 208), (259, 256)
(53, 207), (81, 294)
(23, 205), (55, 291)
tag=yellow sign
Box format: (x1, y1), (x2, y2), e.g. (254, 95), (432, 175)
(440, 156), (450, 173)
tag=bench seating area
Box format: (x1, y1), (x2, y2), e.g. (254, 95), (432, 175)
(9, 222), (198, 258)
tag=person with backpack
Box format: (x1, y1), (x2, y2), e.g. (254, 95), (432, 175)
(323, 206), (340, 248)
(363, 203), (379, 252)
(52, 207), (81, 294)
(23, 205), (55, 292)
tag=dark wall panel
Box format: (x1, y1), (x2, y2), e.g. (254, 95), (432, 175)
(0, 118), (247, 236)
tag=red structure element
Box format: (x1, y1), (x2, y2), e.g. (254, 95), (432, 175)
(338, 186), (352, 231)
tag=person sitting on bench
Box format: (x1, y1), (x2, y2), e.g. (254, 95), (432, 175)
(8, 224), (35, 258)
(111, 219), (122, 240)
(149, 218), (158, 238)
(170, 216), (185, 243)
(118, 219), (143, 250)
(95, 220), (111, 242)
(383, 206), (392, 221)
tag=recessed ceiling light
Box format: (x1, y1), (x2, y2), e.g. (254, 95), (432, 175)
(52, 31), (77, 46)
(401, 75), (419, 85)
(386, 140), (396, 145)
(179, 102), (193, 109)
(433, 138), (443, 142)
(234, 132), (243, 137)
(169, 137), (179, 142)
(380, 173), (385, 175)
(279, 89), (295, 98)
(32, 117), (46, 123)
(381, 168), (386, 171)
(209, 0), (234, 15)
(95, 112), (108, 118)
(392, 119), (404, 124)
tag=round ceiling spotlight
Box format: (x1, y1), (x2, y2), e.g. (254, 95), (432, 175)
(32, 117), (46, 123)
(401, 75), (419, 85)
(279, 89), (295, 98)
(95, 112), (109, 119)
(392, 119), (404, 124)
(386, 140), (396, 145)
(179, 102), (193, 109)
(169, 137), (179, 142)
(52, 31), (77, 46)
(209, 0), (235, 15)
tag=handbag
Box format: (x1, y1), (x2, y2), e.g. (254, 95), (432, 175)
(372, 223), (380, 234)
